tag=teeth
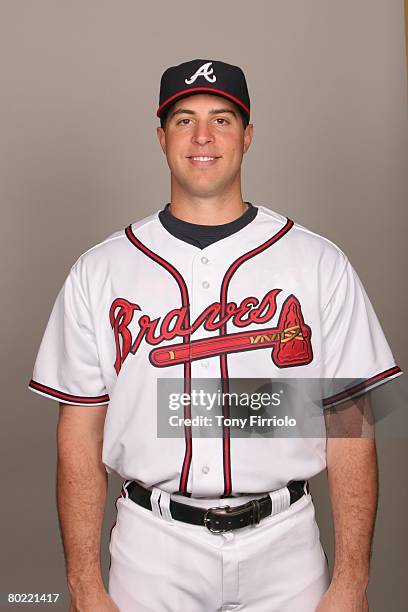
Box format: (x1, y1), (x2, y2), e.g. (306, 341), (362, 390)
(191, 156), (215, 161)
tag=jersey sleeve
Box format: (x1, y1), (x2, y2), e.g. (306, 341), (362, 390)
(321, 254), (402, 409)
(28, 261), (110, 406)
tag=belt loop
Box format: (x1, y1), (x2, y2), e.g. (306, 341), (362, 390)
(159, 490), (175, 525)
(150, 487), (162, 518)
(268, 485), (291, 517)
(250, 499), (262, 528)
(122, 480), (131, 499)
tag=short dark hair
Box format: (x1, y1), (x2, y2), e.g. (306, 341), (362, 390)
(160, 102), (249, 131)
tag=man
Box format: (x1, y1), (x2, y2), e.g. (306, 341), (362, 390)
(28, 59), (402, 611)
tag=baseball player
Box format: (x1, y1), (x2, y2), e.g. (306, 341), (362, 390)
(28, 59), (402, 612)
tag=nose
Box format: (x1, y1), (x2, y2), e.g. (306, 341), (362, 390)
(191, 120), (215, 145)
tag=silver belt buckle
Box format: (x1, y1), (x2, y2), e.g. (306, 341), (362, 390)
(203, 499), (262, 533)
(203, 505), (232, 534)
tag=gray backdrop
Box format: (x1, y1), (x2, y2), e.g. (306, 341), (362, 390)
(1, 1), (407, 610)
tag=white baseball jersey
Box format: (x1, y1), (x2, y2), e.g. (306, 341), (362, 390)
(28, 205), (402, 498)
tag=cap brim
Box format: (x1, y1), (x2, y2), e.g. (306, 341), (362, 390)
(157, 87), (250, 119)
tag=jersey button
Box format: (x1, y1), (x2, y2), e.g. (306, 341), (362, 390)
(201, 256), (209, 264)
(202, 465), (210, 474)
(202, 281), (210, 288)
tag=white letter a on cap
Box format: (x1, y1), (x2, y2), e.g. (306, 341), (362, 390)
(185, 62), (217, 84)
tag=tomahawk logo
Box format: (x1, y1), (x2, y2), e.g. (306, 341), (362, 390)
(185, 62), (216, 84)
(109, 289), (314, 374)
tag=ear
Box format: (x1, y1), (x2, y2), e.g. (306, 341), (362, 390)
(243, 123), (253, 154)
(157, 126), (166, 154)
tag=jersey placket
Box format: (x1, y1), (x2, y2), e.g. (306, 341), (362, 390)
(187, 250), (226, 497)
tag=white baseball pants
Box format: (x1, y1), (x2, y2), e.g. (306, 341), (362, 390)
(108, 484), (330, 612)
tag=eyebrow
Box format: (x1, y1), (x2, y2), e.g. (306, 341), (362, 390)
(168, 107), (237, 121)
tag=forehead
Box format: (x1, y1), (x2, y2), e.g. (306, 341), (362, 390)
(171, 93), (237, 113)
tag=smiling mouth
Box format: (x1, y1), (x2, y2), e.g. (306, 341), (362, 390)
(187, 156), (221, 166)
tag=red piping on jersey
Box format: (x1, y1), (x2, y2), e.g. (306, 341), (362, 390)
(157, 87), (250, 118)
(28, 379), (110, 404)
(125, 225), (193, 496)
(218, 217), (295, 497)
(322, 365), (402, 408)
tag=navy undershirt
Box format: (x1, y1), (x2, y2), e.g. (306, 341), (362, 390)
(158, 202), (258, 249)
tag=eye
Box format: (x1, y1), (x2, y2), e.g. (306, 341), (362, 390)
(215, 117), (229, 125)
(176, 118), (191, 125)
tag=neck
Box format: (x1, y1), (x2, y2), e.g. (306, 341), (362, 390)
(168, 181), (247, 225)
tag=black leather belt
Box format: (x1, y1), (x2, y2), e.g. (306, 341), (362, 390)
(123, 480), (308, 533)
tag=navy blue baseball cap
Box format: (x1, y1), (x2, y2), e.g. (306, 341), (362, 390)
(157, 59), (250, 123)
